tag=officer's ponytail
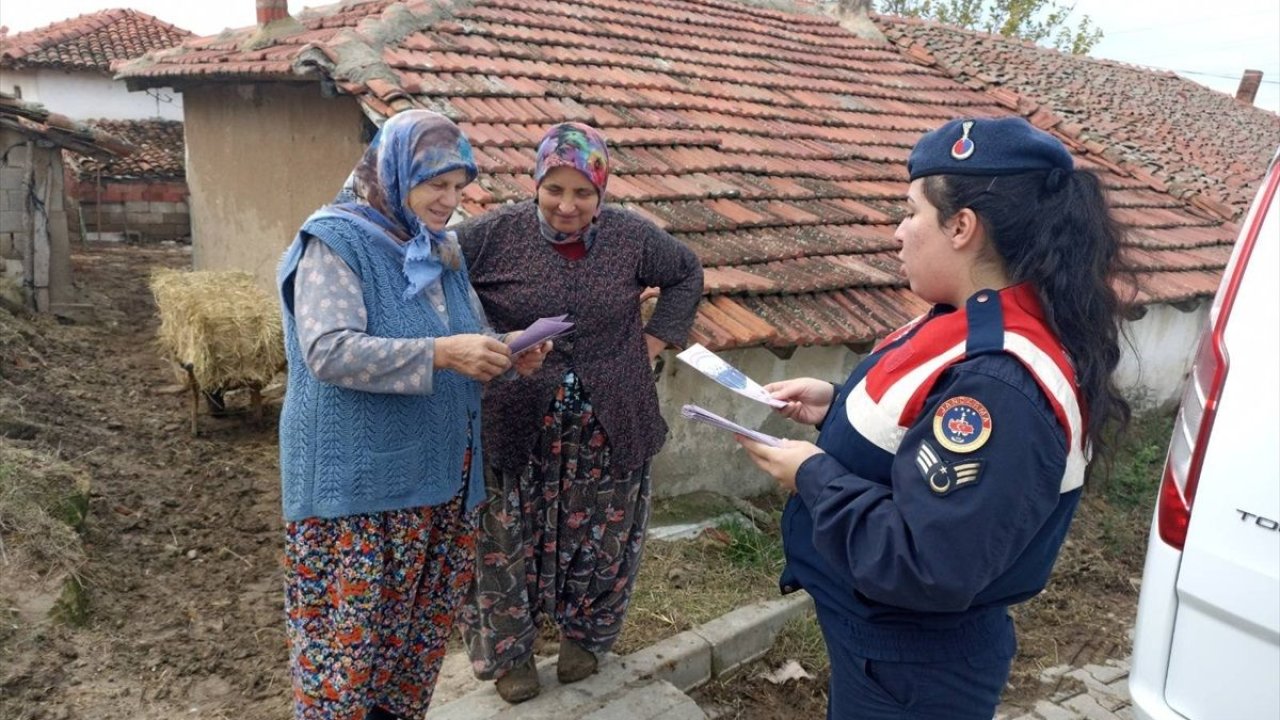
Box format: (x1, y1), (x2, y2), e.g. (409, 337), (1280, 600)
(923, 170), (1134, 472)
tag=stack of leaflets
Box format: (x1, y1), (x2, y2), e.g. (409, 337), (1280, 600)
(680, 404), (782, 447)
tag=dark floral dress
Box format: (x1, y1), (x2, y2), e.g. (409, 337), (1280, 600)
(458, 371), (651, 679)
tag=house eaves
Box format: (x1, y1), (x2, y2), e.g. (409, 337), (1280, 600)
(115, 0), (1241, 352)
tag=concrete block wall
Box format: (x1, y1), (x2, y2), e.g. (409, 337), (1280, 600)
(69, 179), (191, 241)
(0, 129), (73, 310)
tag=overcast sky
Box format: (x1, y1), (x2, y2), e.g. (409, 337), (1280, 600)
(1, 0), (1276, 111)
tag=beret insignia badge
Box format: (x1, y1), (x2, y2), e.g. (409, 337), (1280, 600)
(950, 120), (976, 161)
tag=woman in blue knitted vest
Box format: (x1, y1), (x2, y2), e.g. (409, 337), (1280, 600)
(276, 110), (547, 720)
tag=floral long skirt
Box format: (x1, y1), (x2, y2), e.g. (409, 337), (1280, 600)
(458, 371), (652, 680)
(284, 480), (476, 719)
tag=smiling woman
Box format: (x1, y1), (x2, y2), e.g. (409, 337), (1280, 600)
(273, 109), (547, 720)
(453, 122), (704, 705)
(407, 168), (471, 233)
(537, 165), (602, 235)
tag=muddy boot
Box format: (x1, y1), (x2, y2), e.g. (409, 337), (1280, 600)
(494, 656), (540, 704)
(556, 638), (598, 684)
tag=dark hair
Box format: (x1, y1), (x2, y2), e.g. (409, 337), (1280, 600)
(922, 170), (1134, 472)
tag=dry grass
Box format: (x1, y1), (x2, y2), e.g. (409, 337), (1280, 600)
(0, 445), (88, 577)
(616, 505), (787, 654)
(0, 443), (92, 637)
(149, 269), (284, 391)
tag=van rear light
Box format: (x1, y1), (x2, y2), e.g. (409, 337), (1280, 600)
(1157, 156), (1279, 550)
(1157, 334), (1223, 549)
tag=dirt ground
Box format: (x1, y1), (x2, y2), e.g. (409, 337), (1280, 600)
(0, 244), (1145, 720)
(2, 245), (291, 720)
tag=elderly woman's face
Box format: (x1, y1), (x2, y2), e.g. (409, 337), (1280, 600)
(537, 166), (600, 235)
(407, 168), (471, 233)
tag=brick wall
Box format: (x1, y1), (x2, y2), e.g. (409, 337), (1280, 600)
(67, 178), (191, 241)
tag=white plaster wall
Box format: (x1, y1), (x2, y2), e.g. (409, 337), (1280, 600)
(0, 68), (182, 121)
(1115, 300), (1208, 412)
(651, 301), (1207, 499)
(651, 344), (862, 498)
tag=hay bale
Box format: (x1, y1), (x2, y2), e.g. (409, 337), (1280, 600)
(150, 269), (284, 391)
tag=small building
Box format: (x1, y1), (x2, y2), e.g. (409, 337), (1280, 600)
(66, 118), (189, 242)
(119, 0), (1248, 497)
(0, 92), (130, 314)
(0, 9), (191, 121)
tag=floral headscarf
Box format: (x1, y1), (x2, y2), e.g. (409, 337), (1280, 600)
(533, 122), (610, 246)
(338, 110), (477, 298)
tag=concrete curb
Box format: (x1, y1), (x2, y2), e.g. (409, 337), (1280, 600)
(428, 591), (815, 718)
(623, 591), (816, 690)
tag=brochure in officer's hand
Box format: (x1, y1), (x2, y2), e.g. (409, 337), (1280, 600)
(681, 404), (783, 447)
(676, 344), (786, 408)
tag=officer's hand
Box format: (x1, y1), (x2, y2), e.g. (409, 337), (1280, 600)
(764, 378), (834, 426)
(735, 437), (823, 493)
(435, 334), (512, 382)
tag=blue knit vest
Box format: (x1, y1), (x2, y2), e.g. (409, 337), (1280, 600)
(277, 213), (485, 522)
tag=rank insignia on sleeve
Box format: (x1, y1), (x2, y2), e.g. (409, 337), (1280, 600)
(916, 442), (986, 495)
(932, 396), (992, 453)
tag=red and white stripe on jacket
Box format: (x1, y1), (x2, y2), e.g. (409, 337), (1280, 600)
(845, 285), (1089, 493)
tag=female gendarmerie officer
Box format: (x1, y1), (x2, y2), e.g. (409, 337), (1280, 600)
(737, 117), (1131, 719)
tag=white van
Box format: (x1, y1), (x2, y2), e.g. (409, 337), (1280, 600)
(1128, 149), (1280, 719)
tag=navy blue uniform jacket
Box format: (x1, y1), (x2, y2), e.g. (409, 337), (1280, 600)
(781, 285), (1086, 662)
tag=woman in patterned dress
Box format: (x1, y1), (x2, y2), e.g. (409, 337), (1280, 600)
(276, 110), (546, 720)
(454, 123), (703, 703)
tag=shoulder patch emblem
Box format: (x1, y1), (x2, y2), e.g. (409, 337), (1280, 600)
(916, 442), (986, 496)
(932, 396), (992, 453)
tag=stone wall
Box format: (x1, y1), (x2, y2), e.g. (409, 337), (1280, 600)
(67, 178), (190, 241)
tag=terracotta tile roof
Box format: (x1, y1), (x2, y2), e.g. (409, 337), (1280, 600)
(0, 9), (193, 73)
(117, 0), (1243, 351)
(878, 14), (1280, 218)
(68, 119), (185, 181)
(0, 92), (133, 157)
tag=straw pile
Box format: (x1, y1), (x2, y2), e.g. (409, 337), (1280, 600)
(150, 269), (285, 391)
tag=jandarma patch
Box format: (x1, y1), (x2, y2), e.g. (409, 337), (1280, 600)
(932, 396), (992, 453)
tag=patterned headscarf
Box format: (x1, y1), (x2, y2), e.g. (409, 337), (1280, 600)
(339, 110), (477, 298)
(533, 122), (610, 246)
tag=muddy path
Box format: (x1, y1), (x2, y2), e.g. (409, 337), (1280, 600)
(3, 245), (291, 720)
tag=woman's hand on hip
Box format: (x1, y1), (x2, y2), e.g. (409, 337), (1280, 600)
(644, 333), (666, 364)
(435, 334), (512, 381)
(764, 378), (835, 426)
(735, 437), (823, 493)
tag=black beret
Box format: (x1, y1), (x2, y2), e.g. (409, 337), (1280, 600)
(908, 117), (1074, 181)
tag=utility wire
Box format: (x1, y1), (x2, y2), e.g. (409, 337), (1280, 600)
(1176, 69), (1280, 85)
